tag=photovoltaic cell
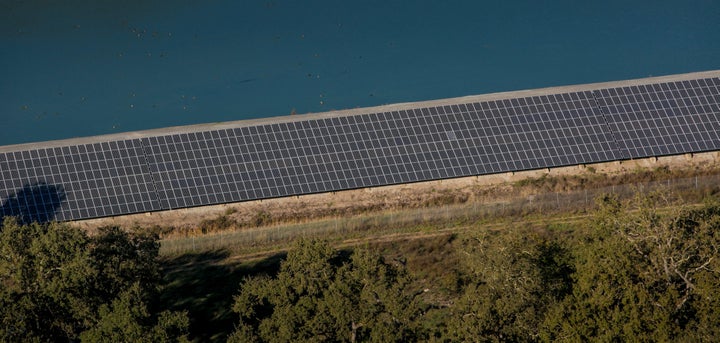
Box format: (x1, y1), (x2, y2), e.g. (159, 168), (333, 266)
(142, 91), (621, 209)
(0, 139), (159, 222)
(594, 77), (720, 158)
(1, 72), (719, 222)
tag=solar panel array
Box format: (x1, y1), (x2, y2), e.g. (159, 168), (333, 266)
(0, 140), (159, 222)
(140, 90), (621, 211)
(1, 74), (719, 223)
(593, 78), (720, 158)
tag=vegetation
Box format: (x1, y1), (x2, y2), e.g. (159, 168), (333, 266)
(0, 218), (189, 342)
(3, 185), (720, 342)
(206, 193), (716, 342)
(229, 239), (422, 342)
(200, 191), (720, 342)
(542, 194), (720, 341)
(160, 172), (720, 257)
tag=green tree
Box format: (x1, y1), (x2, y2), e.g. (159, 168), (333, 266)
(540, 196), (659, 341)
(541, 194), (720, 341)
(229, 238), (420, 342)
(326, 248), (420, 342)
(89, 226), (163, 308)
(446, 228), (573, 342)
(0, 217), (189, 342)
(80, 283), (190, 343)
(0, 218), (95, 340)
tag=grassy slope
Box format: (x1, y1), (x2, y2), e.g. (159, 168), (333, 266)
(158, 168), (720, 342)
(158, 206), (604, 342)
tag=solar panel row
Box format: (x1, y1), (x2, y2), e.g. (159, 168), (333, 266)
(594, 78), (720, 158)
(0, 140), (159, 221)
(141, 90), (620, 211)
(1, 75), (719, 222)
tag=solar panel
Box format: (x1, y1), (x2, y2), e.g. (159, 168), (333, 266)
(1, 72), (719, 223)
(594, 77), (720, 158)
(140, 91), (620, 210)
(0, 139), (159, 223)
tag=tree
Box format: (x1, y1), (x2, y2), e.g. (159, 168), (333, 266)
(0, 218), (95, 340)
(541, 193), (720, 341)
(229, 238), (421, 342)
(79, 283), (190, 343)
(89, 226), (163, 307)
(446, 228), (573, 342)
(326, 248), (420, 342)
(0, 217), (189, 342)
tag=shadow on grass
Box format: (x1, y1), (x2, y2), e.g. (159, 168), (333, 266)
(160, 249), (287, 343)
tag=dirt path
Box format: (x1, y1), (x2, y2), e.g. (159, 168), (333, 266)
(163, 211), (593, 273)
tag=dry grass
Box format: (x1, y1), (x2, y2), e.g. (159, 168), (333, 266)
(159, 173), (720, 257)
(155, 160), (720, 342)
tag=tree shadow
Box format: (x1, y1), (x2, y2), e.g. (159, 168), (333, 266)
(0, 181), (66, 225)
(160, 249), (286, 343)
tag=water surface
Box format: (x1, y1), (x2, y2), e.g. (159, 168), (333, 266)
(1, 0), (719, 146)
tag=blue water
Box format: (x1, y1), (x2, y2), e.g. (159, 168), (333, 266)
(2, 0), (719, 146)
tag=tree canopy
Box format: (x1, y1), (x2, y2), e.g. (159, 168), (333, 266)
(3, 189), (720, 342)
(229, 239), (422, 342)
(542, 194), (720, 341)
(0, 217), (189, 342)
(228, 193), (720, 342)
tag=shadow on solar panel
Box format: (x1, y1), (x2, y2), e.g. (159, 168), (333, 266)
(0, 182), (66, 225)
